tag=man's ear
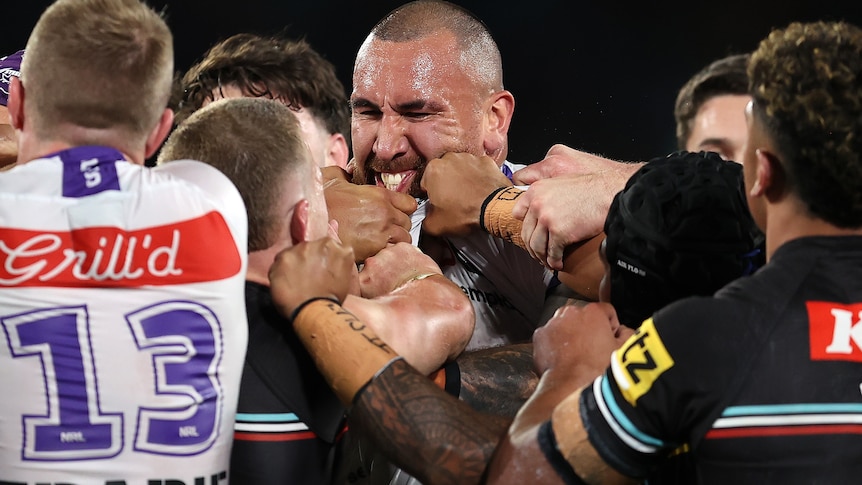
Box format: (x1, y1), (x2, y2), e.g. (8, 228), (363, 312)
(290, 198), (311, 245)
(326, 133), (350, 170)
(482, 89), (514, 162)
(145, 108), (174, 159)
(8, 76), (24, 130)
(752, 148), (787, 202)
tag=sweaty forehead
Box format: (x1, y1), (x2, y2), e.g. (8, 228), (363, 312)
(352, 34), (468, 101)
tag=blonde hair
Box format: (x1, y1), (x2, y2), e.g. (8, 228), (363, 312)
(22, 0), (173, 141)
(158, 97), (314, 252)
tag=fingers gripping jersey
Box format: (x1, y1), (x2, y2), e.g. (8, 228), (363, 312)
(0, 147), (248, 484)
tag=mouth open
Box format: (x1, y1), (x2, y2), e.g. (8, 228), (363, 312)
(377, 170), (418, 193)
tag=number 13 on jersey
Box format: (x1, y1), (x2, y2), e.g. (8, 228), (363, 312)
(2, 301), (224, 461)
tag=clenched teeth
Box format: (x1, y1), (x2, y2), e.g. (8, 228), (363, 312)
(380, 172), (404, 191)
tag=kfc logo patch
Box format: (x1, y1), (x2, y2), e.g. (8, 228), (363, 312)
(807, 301), (862, 362)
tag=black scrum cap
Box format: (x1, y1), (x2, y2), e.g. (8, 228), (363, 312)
(604, 151), (764, 328)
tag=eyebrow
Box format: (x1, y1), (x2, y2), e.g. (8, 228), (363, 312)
(350, 98), (379, 111)
(697, 138), (731, 148)
(350, 98), (445, 112)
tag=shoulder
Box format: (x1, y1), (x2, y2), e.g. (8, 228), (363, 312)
(152, 159), (240, 201)
(152, 160), (247, 231)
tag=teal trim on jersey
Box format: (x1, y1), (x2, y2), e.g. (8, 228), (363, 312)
(600, 376), (666, 447)
(722, 403), (862, 417)
(235, 412), (300, 423)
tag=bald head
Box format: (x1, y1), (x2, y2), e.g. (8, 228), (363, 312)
(362, 0), (503, 93)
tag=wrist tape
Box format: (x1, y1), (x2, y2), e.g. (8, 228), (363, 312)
(480, 186), (526, 250)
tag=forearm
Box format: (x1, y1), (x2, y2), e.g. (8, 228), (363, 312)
(509, 368), (594, 440)
(456, 343), (538, 418)
(481, 187), (605, 298)
(350, 358), (505, 485)
(292, 298), (399, 406)
(486, 388), (634, 485)
(556, 234), (605, 301)
(345, 274), (474, 375)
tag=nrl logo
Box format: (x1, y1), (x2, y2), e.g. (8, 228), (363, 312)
(0, 67), (20, 95)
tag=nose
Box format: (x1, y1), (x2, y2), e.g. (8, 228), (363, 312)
(372, 114), (409, 161)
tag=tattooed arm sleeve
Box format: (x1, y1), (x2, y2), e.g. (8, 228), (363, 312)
(456, 343), (538, 418)
(350, 358), (507, 485)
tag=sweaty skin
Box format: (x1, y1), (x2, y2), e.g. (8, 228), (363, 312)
(350, 31), (497, 197)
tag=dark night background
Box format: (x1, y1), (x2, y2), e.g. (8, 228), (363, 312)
(6, 1), (862, 164)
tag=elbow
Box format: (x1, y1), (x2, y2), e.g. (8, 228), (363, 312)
(446, 294), (476, 357)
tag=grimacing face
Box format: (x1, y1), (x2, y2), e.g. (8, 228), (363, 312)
(350, 31), (488, 198)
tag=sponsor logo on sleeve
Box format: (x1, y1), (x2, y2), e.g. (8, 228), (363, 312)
(611, 318), (674, 406)
(807, 301), (862, 362)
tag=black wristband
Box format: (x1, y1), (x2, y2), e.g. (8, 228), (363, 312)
(479, 186), (509, 233)
(288, 296), (341, 323)
(537, 420), (589, 485)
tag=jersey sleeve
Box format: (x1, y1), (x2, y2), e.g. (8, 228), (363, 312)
(577, 295), (757, 477)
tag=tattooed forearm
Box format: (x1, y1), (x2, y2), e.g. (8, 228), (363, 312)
(351, 359), (505, 485)
(457, 343), (538, 417)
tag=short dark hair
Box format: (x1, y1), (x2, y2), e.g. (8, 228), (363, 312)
(604, 151), (764, 328)
(674, 54), (750, 149)
(176, 33), (349, 140)
(749, 21), (862, 228)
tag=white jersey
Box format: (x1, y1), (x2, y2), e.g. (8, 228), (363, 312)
(410, 160), (556, 350)
(0, 146), (248, 484)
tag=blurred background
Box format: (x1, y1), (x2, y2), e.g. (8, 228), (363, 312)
(6, 1), (862, 163)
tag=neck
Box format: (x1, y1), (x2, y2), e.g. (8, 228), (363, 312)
(247, 247), (286, 287)
(15, 127), (144, 166)
(764, 198), (862, 261)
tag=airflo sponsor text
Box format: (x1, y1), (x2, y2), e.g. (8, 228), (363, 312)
(0, 471), (227, 485)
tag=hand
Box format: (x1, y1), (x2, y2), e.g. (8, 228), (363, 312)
(359, 242), (443, 299)
(516, 175), (610, 270)
(268, 237), (357, 317)
(323, 175), (416, 263)
(532, 303), (632, 379)
(321, 165), (350, 183)
(513, 144), (638, 184)
(512, 145), (643, 269)
(420, 152), (511, 237)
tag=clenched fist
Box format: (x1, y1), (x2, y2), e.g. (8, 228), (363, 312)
(268, 237), (358, 317)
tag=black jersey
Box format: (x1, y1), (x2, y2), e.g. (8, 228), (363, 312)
(579, 236), (862, 484)
(230, 282), (347, 484)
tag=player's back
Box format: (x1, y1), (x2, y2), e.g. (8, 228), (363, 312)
(0, 146), (248, 484)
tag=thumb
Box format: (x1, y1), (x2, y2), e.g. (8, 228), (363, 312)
(387, 190), (419, 215)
